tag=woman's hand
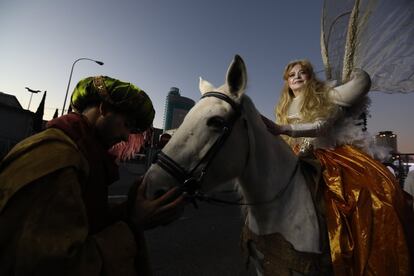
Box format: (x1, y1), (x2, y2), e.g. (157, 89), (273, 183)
(260, 115), (284, 136)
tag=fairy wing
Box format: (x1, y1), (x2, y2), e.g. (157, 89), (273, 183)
(321, 0), (414, 93)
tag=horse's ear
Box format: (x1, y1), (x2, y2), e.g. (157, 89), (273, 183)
(226, 55), (247, 96)
(199, 77), (216, 95)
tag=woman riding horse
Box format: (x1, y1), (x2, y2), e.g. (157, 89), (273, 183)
(263, 59), (414, 275)
(144, 55), (413, 275)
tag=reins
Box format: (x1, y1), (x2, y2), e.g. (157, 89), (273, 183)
(154, 91), (298, 208)
(188, 162), (298, 207)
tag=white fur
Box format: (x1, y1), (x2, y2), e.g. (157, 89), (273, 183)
(314, 95), (392, 161)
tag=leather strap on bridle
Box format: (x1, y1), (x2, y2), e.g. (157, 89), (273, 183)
(155, 91), (241, 196)
(200, 92), (241, 116)
(155, 91), (301, 207)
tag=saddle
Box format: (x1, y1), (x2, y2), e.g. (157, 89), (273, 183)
(241, 155), (332, 275)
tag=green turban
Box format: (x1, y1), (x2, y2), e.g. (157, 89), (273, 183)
(70, 76), (155, 131)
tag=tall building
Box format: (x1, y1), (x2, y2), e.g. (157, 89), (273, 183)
(163, 87), (195, 131)
(374, 131), (398, 153)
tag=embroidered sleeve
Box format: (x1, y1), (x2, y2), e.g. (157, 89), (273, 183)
(281, 108), (344, 138)
(281, 119), (329, 137)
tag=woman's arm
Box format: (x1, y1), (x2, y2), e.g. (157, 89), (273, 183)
(261, 110), (342, 138)
(328, 69), (371, 107)
(279, 119), (330, 137)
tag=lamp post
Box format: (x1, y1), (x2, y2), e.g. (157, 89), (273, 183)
(25, 87), (42, 110)
(61, 57), (104, 116)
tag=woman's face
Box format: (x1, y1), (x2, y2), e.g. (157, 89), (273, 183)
(287, 64), (310, 95)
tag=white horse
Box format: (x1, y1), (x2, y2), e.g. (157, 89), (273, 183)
(144, 56), (331, 275)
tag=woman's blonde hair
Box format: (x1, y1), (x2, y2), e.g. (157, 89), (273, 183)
(275, 60), (335, 125)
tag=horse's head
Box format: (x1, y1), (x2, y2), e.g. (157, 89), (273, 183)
(145, 55), (250, 199)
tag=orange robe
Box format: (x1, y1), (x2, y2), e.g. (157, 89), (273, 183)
(312, 145), (413, 275)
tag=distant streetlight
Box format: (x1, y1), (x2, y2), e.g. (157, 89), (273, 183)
(61, 57), (104, 116)
(25, 87), (42, 110)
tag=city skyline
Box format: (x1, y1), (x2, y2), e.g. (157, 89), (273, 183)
(0, 0), (413, 152)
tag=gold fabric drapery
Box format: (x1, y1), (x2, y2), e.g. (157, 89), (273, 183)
(313, 145), (412, 275)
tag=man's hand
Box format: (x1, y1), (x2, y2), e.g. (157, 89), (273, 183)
(128, 178), (185, 231)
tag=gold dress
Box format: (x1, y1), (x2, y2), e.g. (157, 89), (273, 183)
(314, 145), (413, 276)
(285, 93), (413, 275)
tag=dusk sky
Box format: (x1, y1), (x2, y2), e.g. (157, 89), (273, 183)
(0, 0), (413, 152)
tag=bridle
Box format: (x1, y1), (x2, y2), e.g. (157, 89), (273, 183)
(154, 91), (299, 207)
(155, 92), (242, 203)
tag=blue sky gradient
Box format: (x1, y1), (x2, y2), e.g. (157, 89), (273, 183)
(0, 0), (413, 152)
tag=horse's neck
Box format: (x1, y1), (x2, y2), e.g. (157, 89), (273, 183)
(239, 98), (320, 253)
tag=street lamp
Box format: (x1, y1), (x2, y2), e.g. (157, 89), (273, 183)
(61, 57), (104, 116)
(25, 87), (42, 110)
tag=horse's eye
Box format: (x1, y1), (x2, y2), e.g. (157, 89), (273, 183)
(207, 116), (226, 129)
